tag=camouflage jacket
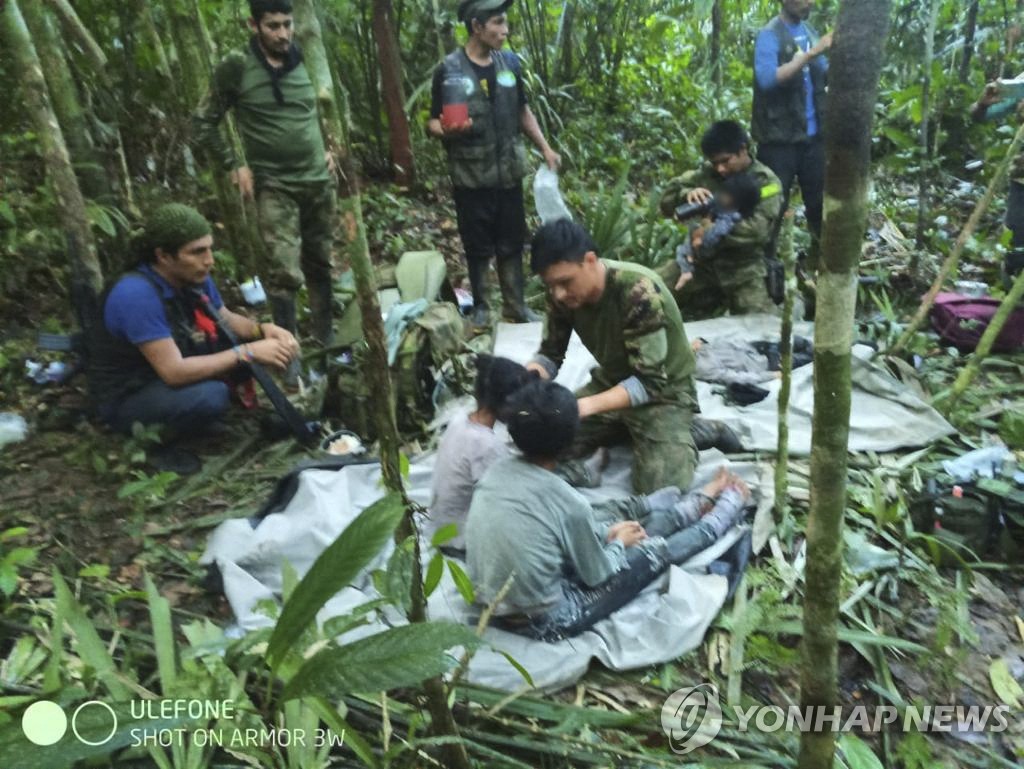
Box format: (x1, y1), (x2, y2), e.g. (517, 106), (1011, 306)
(536, 259), (697, 408)
(659, 159), (782, 264)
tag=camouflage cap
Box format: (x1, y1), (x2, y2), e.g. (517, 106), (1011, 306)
(457, 0), (513, 23)
(145, 203), (212, 256)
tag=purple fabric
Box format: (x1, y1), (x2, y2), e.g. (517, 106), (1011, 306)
(930, 292), (1024, 353)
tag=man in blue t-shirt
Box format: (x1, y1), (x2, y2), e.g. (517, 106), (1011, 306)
(89, 204), (299, 443)
(752, 0), (831, 270)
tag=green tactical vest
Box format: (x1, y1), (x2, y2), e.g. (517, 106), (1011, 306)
(441, 49), (528, 190)
(751, 17), (828, 145)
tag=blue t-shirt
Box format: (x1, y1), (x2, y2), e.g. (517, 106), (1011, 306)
(104, 264), (224, 346)
(754, 20), (827, 137)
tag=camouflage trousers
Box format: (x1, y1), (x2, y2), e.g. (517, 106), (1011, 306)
(658, 256), (776, 320)
(256, 179), (336, 297)
(558, 382), (698, 494)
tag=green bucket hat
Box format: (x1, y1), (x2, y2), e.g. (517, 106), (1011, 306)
(457, 0), (513, 23)
(144, 203), (212, 257)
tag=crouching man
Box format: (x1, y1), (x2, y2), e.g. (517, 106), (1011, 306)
(89, 204), (299, 441)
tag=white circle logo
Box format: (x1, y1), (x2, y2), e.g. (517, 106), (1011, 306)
(22, 700), (68, 746)
(72, 701), (118, 746)
(661, 683), (722, 754)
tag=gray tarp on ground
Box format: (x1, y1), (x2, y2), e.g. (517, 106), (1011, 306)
(201, 448), (765, 692)
(493, 314), (955, 455)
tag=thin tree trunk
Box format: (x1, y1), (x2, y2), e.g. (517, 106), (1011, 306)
(798, 2), (891, 768)
(775, 212), (796, 522)
(45, 0), (108, 74)
(960, 0), (981, 84)
(556, 0), (576, 84)
(711, 0), (723, 92)
(294, 3), (469, 766)
(3, 0), (103, 331)
(137, 0), (173, 83)
(914, 0), (941, 251)
(942, 267), (1024, 412)
(890, 119), (1024, 355)
(372, 0), (416, 185)
(21, 1), (110, 203)
(429, 0), (447, 61)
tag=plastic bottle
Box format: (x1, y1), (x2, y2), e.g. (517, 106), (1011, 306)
(441, 74), (469, 128)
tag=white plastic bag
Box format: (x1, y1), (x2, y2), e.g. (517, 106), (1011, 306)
(0, 413), (28, 449)
(533, 165), (572, 224)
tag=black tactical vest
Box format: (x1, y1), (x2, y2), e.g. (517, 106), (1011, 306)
(88, 270), (226, 409)
(441, 49), (528, 189)
(751, 17), (828, 145)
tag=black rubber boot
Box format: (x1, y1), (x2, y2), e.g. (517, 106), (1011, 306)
(269, 293), (301, 389)
(306, 279), (335, 350)
(691, 418), (744, 453)
(497, 255), (540, 322)
(466, 256), (490, 325)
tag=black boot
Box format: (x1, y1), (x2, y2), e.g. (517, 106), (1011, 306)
(269, 293), (301, 389)
(306, 279), (336, 350)
(497, 254), (540, 323)
(691, 418), (743, 453)
(466, 256), (491, 327)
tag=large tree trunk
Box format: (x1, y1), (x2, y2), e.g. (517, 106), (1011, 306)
(3, 0), (103, 331)
(798, 2), (891, 768)
(21, 0), (111, 203)
(710, 0), (723, 91)
(293, 3), (469, 767)
(372, 0), (416, 186)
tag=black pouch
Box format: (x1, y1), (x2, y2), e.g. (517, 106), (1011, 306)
(764, 257), (785, 305)
(909, 485), (1001, 565)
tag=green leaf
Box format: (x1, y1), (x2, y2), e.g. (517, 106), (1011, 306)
(266, 492), (405, 668)
(989, 657), (1023, 708)
(0, 528), (28, 542)
(838, 734), (884, 769)
(52, 569), (130, 700)
(498, 650), (534, 687)
(430, 523), (458, 546)
(0, 201), (15, 226)
(284, 622), (482, 700)
(423, 552), (444, 597)
(446, 559), (475, 604)
(78, 564), (110, 579)
(145, 573), (177, 693)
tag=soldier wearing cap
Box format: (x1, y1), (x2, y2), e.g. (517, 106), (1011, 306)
(427, 0), (560, 326)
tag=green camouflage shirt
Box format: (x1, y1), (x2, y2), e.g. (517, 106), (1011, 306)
(660, 158), (782, 264)
(192, 47), (330, 186)
(538, 259), (697, 407)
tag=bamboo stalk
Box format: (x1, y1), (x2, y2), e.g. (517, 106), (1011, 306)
(45, 0), (109, 74)
(775, 212), (796, 522)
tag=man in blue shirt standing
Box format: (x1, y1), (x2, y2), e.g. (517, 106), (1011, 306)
(752, 0), (831, 270)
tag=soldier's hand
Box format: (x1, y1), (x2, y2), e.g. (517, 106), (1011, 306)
(980, 82), (1002, 107)
(543, 147), (562, 170)
(441, 117), (474, 136)
(247, 338), (295, 369)
(607, 521), (647, 547)
(675, 270), (693, 291)
(811, 31), (833, 56)
(686, 187), (713, 205)
(231, 166), (255, 200)
(260, 324), (300, 357)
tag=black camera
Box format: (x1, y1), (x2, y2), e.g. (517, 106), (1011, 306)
(673, 197), (716, 220)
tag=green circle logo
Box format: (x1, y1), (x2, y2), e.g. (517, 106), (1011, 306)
(22, 700), (68, 746)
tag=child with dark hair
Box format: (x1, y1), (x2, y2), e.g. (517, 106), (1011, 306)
(674, 172), (762, 287)
(427, 355), (533, 551)
(466, 379), (751, 641)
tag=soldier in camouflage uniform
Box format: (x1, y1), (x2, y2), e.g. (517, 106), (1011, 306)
(659, 121), (783, 319)
(526, 219), (700, 493)
(193, 0), (335, 386)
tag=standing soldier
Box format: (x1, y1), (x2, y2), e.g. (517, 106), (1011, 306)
(427, 0), (560, 327)
(752, 0), (831, 271)
(193, 0), (335, 386)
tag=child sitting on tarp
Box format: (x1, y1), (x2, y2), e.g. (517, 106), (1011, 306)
(426, 355), (535, 555)
(465, 379), (750, 641)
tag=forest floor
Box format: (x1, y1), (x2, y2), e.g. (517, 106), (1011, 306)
(2, 188), (1024, 767)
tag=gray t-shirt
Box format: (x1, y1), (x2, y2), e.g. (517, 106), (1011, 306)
(427, 412), (508, 549)
(466, 456), (627, 615)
